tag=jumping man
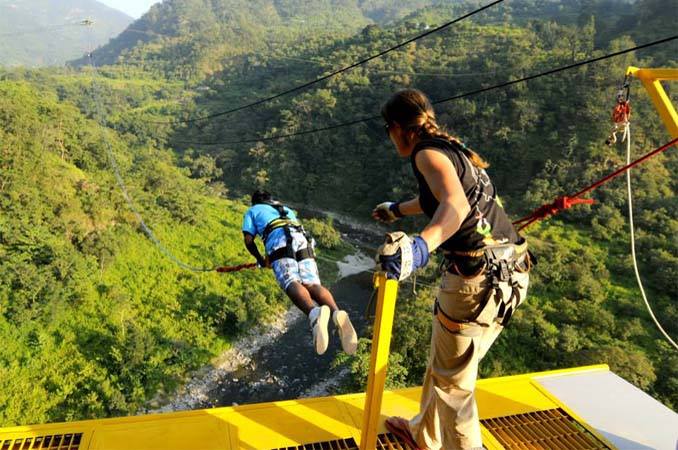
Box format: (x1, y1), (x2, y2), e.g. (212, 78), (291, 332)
(242, 190), (358, 355)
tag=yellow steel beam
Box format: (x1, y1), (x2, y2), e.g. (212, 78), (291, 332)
(0, 365), (614, 449)
(626, 66), (678, 138)
(359, 273), (399, 450)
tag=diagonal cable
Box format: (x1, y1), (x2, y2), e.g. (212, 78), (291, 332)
(174, 34), (678, 146)
(162, 0), (505, 125)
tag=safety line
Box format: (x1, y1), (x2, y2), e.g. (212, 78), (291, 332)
(432, 35), (678, 104)
(84, 26), (221, 273)
(623, 124), (677, 350)
(513, 136), (678, 231)
(175, 34), (678, 146)
(158, 0), (505, 125)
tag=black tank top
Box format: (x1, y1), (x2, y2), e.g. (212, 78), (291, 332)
(410, 138), (519, 253)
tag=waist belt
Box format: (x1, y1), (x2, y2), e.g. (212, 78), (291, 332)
(269, 246), (314, 263)
(442, 240), (534, 278)
(263, 218), (314, 263)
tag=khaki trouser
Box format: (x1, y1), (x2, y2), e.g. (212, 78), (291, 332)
(409, 269), (529, 450)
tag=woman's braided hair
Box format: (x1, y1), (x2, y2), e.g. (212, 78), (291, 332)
(381, 88), (489, 169)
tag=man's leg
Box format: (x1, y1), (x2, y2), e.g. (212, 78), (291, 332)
(284, 281), (330, 355)
(306, 284), (339, 312)
(285, 281), (317, 315)
(302, 258), (357, 355)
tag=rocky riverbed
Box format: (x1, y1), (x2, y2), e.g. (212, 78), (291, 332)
(150, 250), (375, 412)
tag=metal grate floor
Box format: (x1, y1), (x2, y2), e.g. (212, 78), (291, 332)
(271, 437), (358, 450)
(0, 433), (83, 450)
(481, 408), (611, 449)
(376, 432), (415, 449)
(270, 433), (416, 450)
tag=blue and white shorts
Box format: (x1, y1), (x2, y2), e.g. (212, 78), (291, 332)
(268, 230), (320, 291)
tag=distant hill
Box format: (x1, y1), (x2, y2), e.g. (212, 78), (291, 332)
(75, 0), (443, 80)
(0, 0), (132, 67)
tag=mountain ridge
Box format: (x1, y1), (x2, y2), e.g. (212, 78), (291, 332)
(0, 0), (133, 67)
(75, 0), (445, 80)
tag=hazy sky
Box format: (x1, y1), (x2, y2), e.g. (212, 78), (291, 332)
(98, 0), (162, 18)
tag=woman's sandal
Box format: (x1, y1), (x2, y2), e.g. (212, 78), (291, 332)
(385, 416), (422, 450)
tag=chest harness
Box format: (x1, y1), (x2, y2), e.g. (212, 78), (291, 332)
(430, 147), (536, 335)
(261, 201), (315, 263)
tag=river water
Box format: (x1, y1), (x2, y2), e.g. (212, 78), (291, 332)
(203, 270), (374, 407)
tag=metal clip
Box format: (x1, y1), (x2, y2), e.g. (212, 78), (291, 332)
(498, 260), (511, 282)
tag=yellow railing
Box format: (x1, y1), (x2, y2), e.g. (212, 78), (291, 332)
(359, 273), (399, 450)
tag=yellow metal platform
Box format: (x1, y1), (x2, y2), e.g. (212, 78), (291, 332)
(0, 365), (615, 450)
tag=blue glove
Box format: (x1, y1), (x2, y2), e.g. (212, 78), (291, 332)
(378, 235), (429, 281)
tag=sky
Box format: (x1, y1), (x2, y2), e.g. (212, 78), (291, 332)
(97, 0), (162, 18)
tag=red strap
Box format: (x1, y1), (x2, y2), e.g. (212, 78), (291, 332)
(513, 196), (594, 226)
(215, 263), (258, 273)
(515, 137), (678, 232)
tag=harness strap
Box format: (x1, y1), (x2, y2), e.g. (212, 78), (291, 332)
(260, 200), (315, 264)
(262, 218), (302, 242)
(433, 299), (480, 335)
(268, 246), (315, 264)
(437, 240), (531, 331)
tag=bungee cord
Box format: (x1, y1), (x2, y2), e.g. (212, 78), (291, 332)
(84, 24), (226, 273)
(623, 124), (677, 350)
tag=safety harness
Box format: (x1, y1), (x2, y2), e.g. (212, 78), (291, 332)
(261, 201), (315, 263)
(435, 240), (535, 336)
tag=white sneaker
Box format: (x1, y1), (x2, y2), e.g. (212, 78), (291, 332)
(333, 310), (358, 355)
(309, 305), (330, 355)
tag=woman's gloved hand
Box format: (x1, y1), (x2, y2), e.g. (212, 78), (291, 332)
(376, 232), (429, 280)
(372, 202), (403, 223)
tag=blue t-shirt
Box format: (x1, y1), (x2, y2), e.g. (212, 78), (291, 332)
(242, 204), (298, 253)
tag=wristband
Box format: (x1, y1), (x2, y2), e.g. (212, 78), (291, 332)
(390, 202), (404, 218)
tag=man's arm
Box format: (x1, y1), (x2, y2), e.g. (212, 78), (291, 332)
(243, 232), (267, 267)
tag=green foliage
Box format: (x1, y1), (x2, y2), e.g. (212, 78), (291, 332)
(81, 0), (435, 81)
(304, 218), (342, 249)
(334, 338), (410, 391)
(0, 77), (286, 425)
(1, 0), (676, 428)
(169, 0), (675, 409)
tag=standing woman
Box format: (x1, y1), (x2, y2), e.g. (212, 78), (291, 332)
(373, 89), (532, 450)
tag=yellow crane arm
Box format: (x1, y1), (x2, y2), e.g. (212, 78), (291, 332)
(626, 66), (678, 138)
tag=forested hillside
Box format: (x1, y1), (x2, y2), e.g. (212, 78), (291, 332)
(172, 0), (677, 407)
(76, 0), (443, 80)
(0, 0), (676, 428)
(0, 70), (289, 425)
(0, 0), (131, 67)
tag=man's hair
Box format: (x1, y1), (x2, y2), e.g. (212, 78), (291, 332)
(251, 189), (272, 205)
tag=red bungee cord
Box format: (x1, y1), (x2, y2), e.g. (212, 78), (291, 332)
(514, 137), (678, 232)
(215, 263), (258, 273)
